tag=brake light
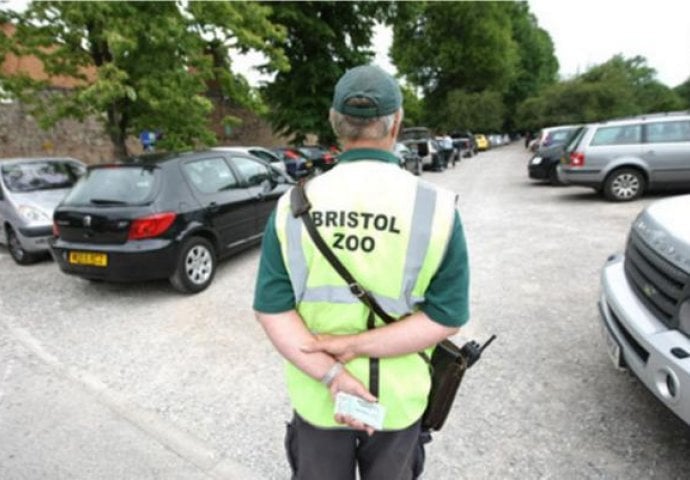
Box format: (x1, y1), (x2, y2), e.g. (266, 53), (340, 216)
(52, 221), (60, 237)
(569, 151), (585, 167)
(128, 212), (176, 240)
(324, 153), (334, 164)
(284, 150), (299, 159)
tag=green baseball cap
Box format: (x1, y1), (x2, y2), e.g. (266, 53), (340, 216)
(332, 65), (402, 118)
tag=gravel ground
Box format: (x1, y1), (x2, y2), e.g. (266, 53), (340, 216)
(1, 142), (689, 479)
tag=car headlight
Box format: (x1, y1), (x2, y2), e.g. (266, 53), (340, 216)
(531, 156), (542, 165)
(17, 204), (51, 223)
(679, 298), (690, 336)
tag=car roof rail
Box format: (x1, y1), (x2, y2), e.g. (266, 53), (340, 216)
(603, 110), (690, 123)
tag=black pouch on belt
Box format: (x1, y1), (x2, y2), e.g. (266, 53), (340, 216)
(421, 339), (468, 432)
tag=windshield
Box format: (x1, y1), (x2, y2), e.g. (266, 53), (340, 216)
(1, 161), (84, 192)
(63, 166), (159, 206)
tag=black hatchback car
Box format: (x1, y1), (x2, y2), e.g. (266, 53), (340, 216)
(50, 150), (292, 293)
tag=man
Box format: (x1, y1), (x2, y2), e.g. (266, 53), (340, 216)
(253, 64), (470, 480)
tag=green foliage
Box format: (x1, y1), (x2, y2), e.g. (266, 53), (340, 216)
(675, 77), (690, 109)
(436, 89), (504, 132)
(400, 84), (423, 127)
(516, 55), (684, 130)
(390, 1), (557, 132)
(0, 1), (287, 158)
(260, 1), (390, 145)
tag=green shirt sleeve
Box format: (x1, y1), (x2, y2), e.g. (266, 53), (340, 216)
(418, 211), (470, 327)
(253, 210), (296, 313)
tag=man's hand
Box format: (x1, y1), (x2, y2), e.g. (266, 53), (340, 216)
(329, 368), (377, 436)
(301, 334), (357, 363)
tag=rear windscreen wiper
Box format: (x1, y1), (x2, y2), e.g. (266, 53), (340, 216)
(89, 198), (128, 205)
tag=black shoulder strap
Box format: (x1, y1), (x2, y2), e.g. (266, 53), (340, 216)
(290, 183), (431, 365)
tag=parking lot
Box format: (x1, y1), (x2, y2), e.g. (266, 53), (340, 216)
(1, 142), (689, 479)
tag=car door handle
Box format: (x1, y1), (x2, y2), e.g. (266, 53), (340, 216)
(206, 202), (220, 213)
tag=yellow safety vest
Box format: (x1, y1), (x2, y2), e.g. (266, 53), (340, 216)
(274, 160), (457, 430)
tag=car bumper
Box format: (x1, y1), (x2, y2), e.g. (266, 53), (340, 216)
(527, 156), (552, 180)
(560, 168), (602, 187)
(50, 238), (180, 282)
(599, 255), (690, 425)
(16, 225), (53, 253)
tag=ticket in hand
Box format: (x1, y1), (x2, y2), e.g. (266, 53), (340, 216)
(334, 392), (386, 430)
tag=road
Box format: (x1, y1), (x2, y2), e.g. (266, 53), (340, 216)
(1, 143), (689, 479)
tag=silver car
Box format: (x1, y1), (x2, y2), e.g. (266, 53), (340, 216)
(599, 194), (690, 425)
(559, 112), (690, 201)
(0, 157), (85, 264)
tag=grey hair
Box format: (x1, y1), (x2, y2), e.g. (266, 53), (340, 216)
(329, 108), (403, 142)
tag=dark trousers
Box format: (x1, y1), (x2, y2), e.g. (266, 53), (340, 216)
(285, 413), (427, 480)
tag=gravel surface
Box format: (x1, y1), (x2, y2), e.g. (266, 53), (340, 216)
(1, 142), (689, 479)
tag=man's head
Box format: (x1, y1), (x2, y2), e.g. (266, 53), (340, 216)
(329, 65), (403, 148)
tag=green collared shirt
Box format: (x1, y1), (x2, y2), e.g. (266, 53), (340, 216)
(253, 148), (470, 327)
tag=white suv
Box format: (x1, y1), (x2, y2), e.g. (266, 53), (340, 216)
(560, 112), (690, 201)
(599, 194), (690, 425)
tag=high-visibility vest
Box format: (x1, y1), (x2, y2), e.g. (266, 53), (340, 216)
(274, 160), (457, 430)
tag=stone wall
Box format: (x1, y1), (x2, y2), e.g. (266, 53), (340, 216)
(0, 98), (292, 165)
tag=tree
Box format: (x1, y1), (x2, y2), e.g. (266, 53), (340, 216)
(259, 1), (392, 145)
(515, 54), (683, 130)
(0, 1), (287, 159)
(675, 77), (690, 109)
(389, 1), (557, 132)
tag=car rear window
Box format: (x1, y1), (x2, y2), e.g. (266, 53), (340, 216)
(62, 166), (158, 206)
(591, 124), (642, 146)
(1, 161), (83, 192)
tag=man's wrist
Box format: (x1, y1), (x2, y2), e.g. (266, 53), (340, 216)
(320, 361), (343, 387)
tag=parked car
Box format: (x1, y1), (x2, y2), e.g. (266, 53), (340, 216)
(394, 142), (422, 176)
(474, 134), (490, 151)
(399, 127), (443, 171)
(296, 146), (337, 174)
(0, 157), (85, 264)
(599, 194), (690, 426)
(530, 125), (580, 152)
(451, 130), (477, 157)
(528, 126), (584, 185)
(50, 150), (293, 293)
(212, 146), (287, 176)
(271, 147), (314, 179)
(559, 112), (690, 201)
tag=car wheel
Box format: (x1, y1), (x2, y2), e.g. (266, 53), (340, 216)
(604, 168), (646, 201)
(170, 236), (216, 294)
(6, 226), (38, 265)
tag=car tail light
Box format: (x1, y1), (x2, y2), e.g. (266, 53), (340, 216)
(569, 151), (585, 167)
(284, 150), (299, 159)
(128, 212), (176, 240)
(324, 153), (334, 164)
(52, 221), (60, 237)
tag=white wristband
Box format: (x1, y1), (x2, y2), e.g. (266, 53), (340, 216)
(320, 361), (343, 387)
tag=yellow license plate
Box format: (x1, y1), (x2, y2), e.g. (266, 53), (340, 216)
(68, 251), (108, 267)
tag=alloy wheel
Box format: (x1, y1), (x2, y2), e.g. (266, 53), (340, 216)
(184, 244), (213, 285)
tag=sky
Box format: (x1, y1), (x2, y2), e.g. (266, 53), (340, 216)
(528, 0), (690, 87)
(2, 0), (689, 88)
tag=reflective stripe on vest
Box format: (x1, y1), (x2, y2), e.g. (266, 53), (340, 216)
(274, 161), (457, 430)
(284, 181), (437, 315)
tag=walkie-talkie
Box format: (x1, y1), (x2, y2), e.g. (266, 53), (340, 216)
(459, 334), (497, 368)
